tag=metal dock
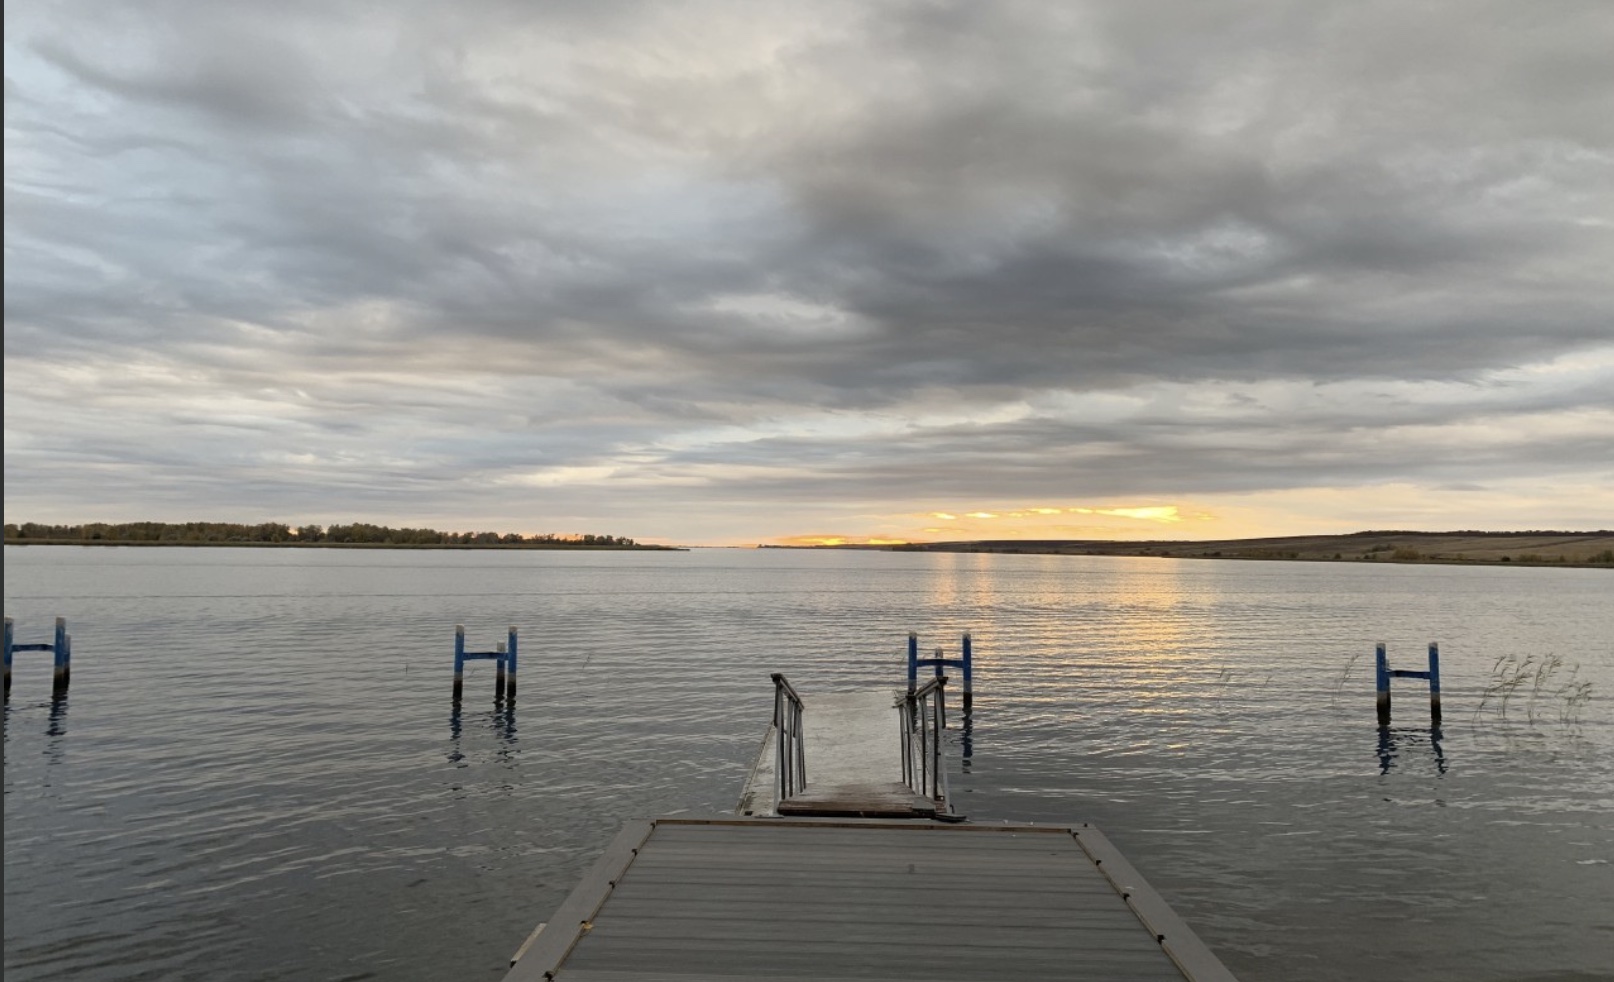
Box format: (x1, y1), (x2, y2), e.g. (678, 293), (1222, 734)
(503, 657), (1236, 981)
(738, 686), (942, 819)
(502, 817), (1236, 982)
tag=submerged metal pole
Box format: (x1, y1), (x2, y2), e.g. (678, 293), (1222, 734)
(907, 631), (918, 691)
(4, 617), (13, 698)
(506, 627), (518, 701)
(961, 632), (974, 712)
(1428, 642), (1442, 725)
(1375, 642), (1390, 726)
(453, 624), (466, 702)
(52, 617), (70, 694)
(494, 641), (507, 700)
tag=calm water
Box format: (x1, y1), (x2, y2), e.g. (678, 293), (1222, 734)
(4, 546), (1611, 981)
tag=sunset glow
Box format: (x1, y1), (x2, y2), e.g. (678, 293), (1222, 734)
(5, 3), (1609, 546)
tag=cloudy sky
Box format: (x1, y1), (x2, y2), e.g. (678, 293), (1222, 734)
(5, 0), (1612, 546)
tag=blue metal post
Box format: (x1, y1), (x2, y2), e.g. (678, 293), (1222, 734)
(453, 624), (466, 702)
(961, 632), (974, 711)
(1428, 642), (1442, 725)
(4, 617), (13, 698)
(1375, 642), (1390, 726)
(507, 627), (518, 701)
(495, 641), (507, 700)
(52, 617), (70, 694)
(907, 631), (919, 692)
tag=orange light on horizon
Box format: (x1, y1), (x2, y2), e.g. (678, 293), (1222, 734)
(1070, 505), (1184, 523)
(774, 534), (911, 547)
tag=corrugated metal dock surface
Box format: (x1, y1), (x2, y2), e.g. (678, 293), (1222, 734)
(503, 817), (1237, 982)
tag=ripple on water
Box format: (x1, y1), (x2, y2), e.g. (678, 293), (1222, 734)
(4, 547), (1612, 982)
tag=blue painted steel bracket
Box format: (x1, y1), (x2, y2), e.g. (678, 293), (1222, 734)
(1376, 641), (1441, 726)
(452, 625), (518, 702)
(5, 616), (72, 698)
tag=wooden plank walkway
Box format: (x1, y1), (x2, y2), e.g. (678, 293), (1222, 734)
(737, 689), (938, 818)
(502, 817), (1238, 982)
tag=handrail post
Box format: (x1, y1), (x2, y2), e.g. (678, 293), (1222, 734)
(923, 691), (936, 797)
(795, 701), (806, 791)
(899, 699), (911, 787)
(771, 673), (806, 803)
(773, 677), (786, 797)
(897, 675), (950, 808)
(774, 675), (787, 797)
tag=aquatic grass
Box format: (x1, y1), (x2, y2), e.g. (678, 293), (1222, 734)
(1473, 652), (1594, 727)
(1331, 651), (1363, 706)
(1528, 654), (1564, 720)
(1557, 663), (1593, 727)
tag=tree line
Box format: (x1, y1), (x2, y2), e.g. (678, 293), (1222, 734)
(3, 521), (646, 548)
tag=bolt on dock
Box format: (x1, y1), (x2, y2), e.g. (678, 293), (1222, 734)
(503, 637), (1237, 982)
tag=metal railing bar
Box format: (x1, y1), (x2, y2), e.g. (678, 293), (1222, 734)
(771, 673), (806, 804)
(897, 674), (948, 808)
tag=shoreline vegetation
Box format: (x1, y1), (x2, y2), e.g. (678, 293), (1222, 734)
(2, 521), (682, 550)
(769, 530), (1614, 568)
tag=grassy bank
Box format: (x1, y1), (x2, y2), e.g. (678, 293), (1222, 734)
(882, 530), (1614, 567)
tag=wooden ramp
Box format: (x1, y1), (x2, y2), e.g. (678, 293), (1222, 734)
(502, 817), (1239, 982)
(738, 689), (939, 818)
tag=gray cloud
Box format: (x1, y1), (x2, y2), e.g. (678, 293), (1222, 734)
(4, 0), (1612, 540)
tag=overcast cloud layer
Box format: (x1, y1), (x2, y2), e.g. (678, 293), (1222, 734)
(5, 0), (1613, 544)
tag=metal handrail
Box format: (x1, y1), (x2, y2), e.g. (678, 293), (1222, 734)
(772, 673), (806, 802)
(900, 675), (948, 807)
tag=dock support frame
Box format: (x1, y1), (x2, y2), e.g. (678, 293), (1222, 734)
(908, 631), (973, 711)
(454, 625), (518, 704)
(5, 616), (72, 699)
(1377, 641), (1441, 726)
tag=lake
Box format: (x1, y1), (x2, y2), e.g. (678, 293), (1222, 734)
(4, 546), (1611, 981)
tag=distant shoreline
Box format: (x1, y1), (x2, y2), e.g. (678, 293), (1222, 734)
(771, 530), (1614, 568)
(2, 539), (686, 551)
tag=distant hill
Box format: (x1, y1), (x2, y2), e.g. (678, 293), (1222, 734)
(880, 530), (1614, 567)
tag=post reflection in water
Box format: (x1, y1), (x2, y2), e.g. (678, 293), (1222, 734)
(1377, 724), (1447, 776)
(447, 700), (519, 767)
(47, 695), (69, 736)
(958, 706), (974, 770)
(39, 695), (72, 770)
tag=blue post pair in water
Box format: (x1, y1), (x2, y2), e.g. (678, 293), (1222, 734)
(4, 616), (72, 698)
(454, 624), (519, 703)
(907, 631), (974, 711)
(1376, 641), (1441, 726)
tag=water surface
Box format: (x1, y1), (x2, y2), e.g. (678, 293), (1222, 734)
(4, 547), (1610, 980)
